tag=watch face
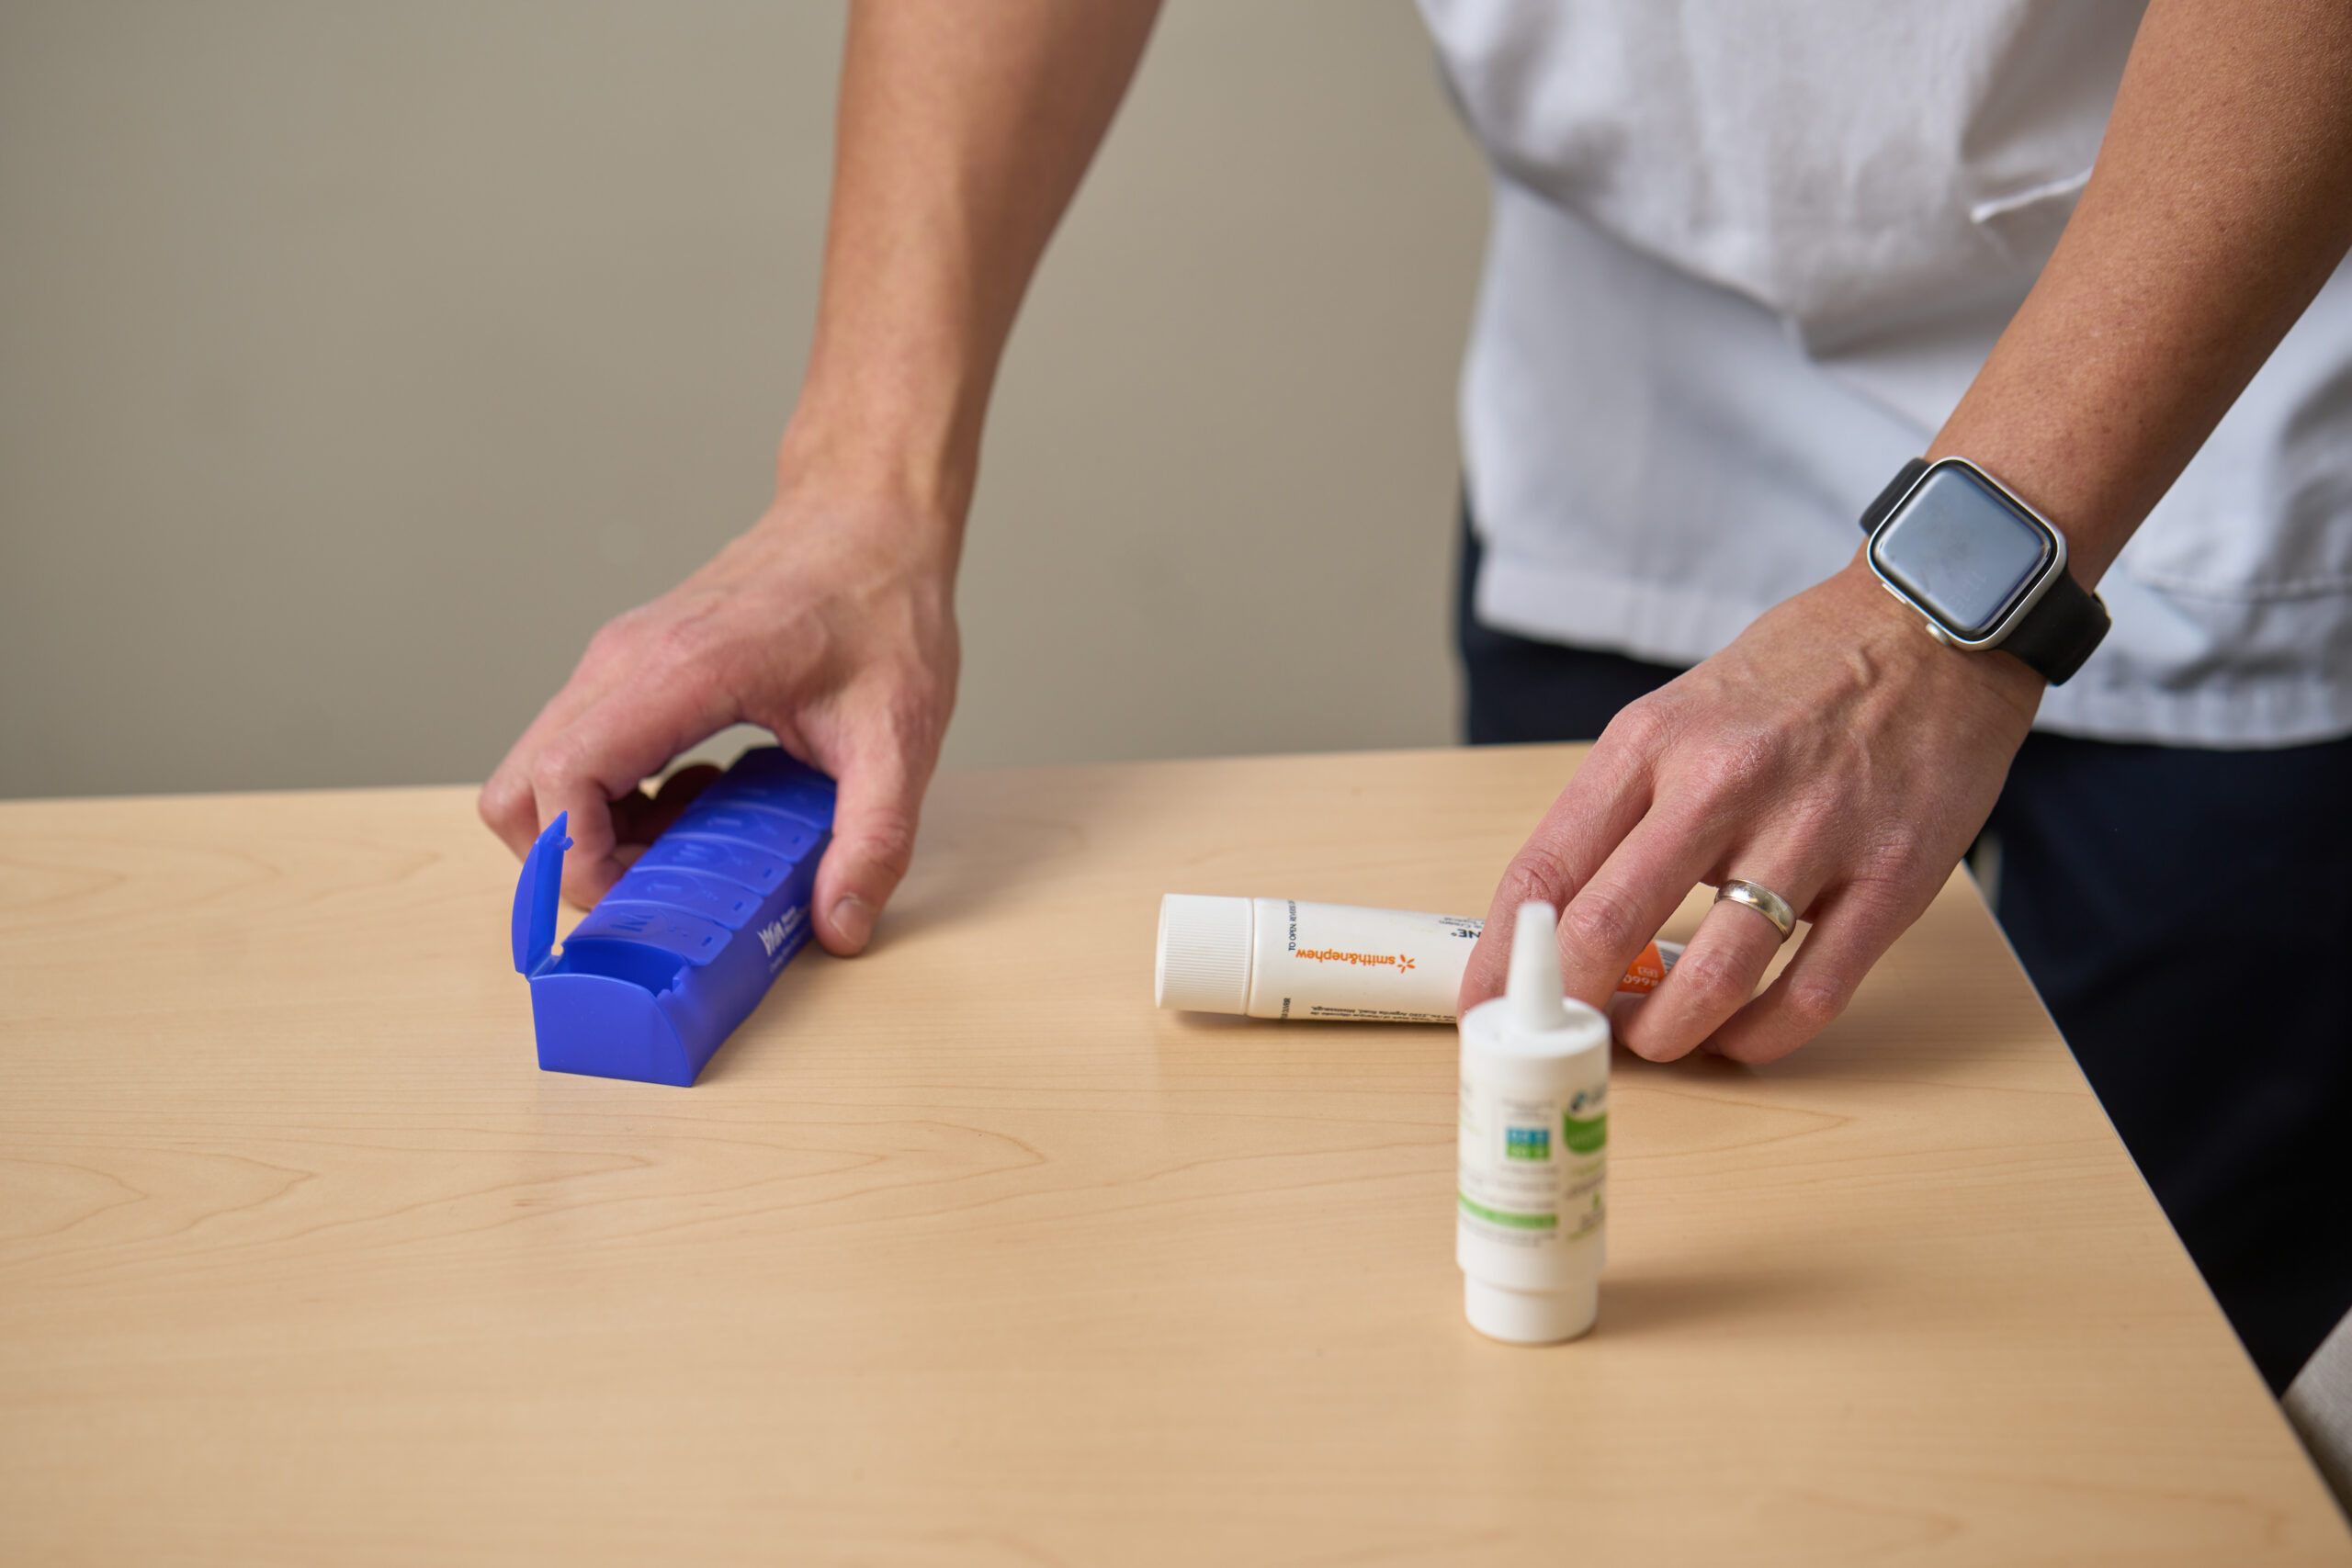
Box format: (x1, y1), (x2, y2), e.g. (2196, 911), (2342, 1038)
(1871, 465), (2054, 639)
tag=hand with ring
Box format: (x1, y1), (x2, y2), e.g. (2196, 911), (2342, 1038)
(1457, 554), (2044, 1066)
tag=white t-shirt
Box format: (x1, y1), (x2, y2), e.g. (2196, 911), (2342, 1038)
(1421, 0), (2352, 746)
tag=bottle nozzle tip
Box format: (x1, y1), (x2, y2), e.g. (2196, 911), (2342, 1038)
(1505, 900), (1573, 1032)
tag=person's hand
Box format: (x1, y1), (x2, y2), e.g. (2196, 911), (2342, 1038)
(1459, 557), (2044, 1065)
(479, 473), (959, 955)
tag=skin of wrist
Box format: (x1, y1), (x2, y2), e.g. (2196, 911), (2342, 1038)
(772, 412), (974, 556)
(1826, 554), (2048, 727)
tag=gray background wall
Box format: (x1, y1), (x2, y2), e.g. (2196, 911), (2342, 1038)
(0, 1), (1488, 798)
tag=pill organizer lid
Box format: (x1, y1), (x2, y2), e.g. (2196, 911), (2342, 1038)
(604, 863), (765, 930)
(631, 831), (792, 896)
(512, 813), (571, 976)
(566, 900), (732, 964)
(670, 798), (822, 859)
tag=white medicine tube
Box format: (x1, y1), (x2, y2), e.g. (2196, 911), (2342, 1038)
(1156, 894), (1679, 1022)
(1455, 901), (1610, 1344)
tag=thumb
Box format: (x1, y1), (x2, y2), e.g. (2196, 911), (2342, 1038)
(810, 743), (926, 956)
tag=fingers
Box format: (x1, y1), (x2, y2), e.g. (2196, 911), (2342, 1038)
(1465, 562), (2039, 1069)
(526, 673), (736, 908)
(809, 732), (926, 957)
(1704, 885), (1907, 1066)
(480, 675), (619, 860)
(481, 481), (967, 954)
(479, 615), (656, 858)
(1458, 736), (1659, 1012)
(1548, 803), (1747, 1012)
(1613, 858), (1818, 1063)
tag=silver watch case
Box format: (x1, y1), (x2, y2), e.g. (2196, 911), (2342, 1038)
(1863, 456), (2067, 651)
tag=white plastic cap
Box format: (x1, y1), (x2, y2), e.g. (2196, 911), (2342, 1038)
(1507, 901), (1574, 1032)
(1156, 894), (1253, 1013)
(1464, 900), (1610, 1063)
(1464, 1277), (1598, 1345)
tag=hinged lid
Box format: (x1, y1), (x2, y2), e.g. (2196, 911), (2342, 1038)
(511, 812), (571, 975)
(565, 901), (732, 966)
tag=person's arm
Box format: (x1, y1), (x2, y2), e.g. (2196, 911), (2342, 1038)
(1461, 0), (2352, 1062)
(480, 0), (1161, 951)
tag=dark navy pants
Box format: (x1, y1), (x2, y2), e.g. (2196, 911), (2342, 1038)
(1459, 522), (2352, 1392)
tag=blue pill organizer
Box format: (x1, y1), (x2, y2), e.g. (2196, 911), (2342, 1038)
(509, 748), (836, 1086)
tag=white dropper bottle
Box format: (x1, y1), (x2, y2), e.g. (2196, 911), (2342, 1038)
(1455, 901), (1612, 1343)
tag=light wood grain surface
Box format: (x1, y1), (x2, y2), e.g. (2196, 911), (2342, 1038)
(2, 745), (2343, 1565)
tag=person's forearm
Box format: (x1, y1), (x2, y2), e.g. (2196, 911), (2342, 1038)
(784, 0), (1162, 531)
(482, 0), (1159, 930)
(1928, 0), (2352, 585)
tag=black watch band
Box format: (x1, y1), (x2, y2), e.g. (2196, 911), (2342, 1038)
(1857, 457), (1930, 536)
(1859, 457), (2110, 685)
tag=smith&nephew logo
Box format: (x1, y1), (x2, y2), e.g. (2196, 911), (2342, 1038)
(1293, 948), (1416, 972)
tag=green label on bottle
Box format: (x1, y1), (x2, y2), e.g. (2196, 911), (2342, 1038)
(1562, 1111), (1607, 1156)
(1457, 1193), (1558, 1230)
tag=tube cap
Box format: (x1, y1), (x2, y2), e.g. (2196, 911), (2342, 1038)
(1464, 1277), (1597, 1345)
(1156, 894), (1252, 1013)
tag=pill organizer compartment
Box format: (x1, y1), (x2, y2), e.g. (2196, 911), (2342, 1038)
(510, 749), (835, 1087)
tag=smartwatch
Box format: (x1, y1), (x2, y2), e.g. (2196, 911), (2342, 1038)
(1859, 457), (2110, 685)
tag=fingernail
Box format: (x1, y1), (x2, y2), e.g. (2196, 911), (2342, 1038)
(830, 894), (876, 951)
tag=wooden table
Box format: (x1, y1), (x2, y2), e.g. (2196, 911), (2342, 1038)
(3, 746), (2343, 1564)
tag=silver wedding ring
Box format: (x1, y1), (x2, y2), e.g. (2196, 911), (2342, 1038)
(1715, 879), (1797, 942)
